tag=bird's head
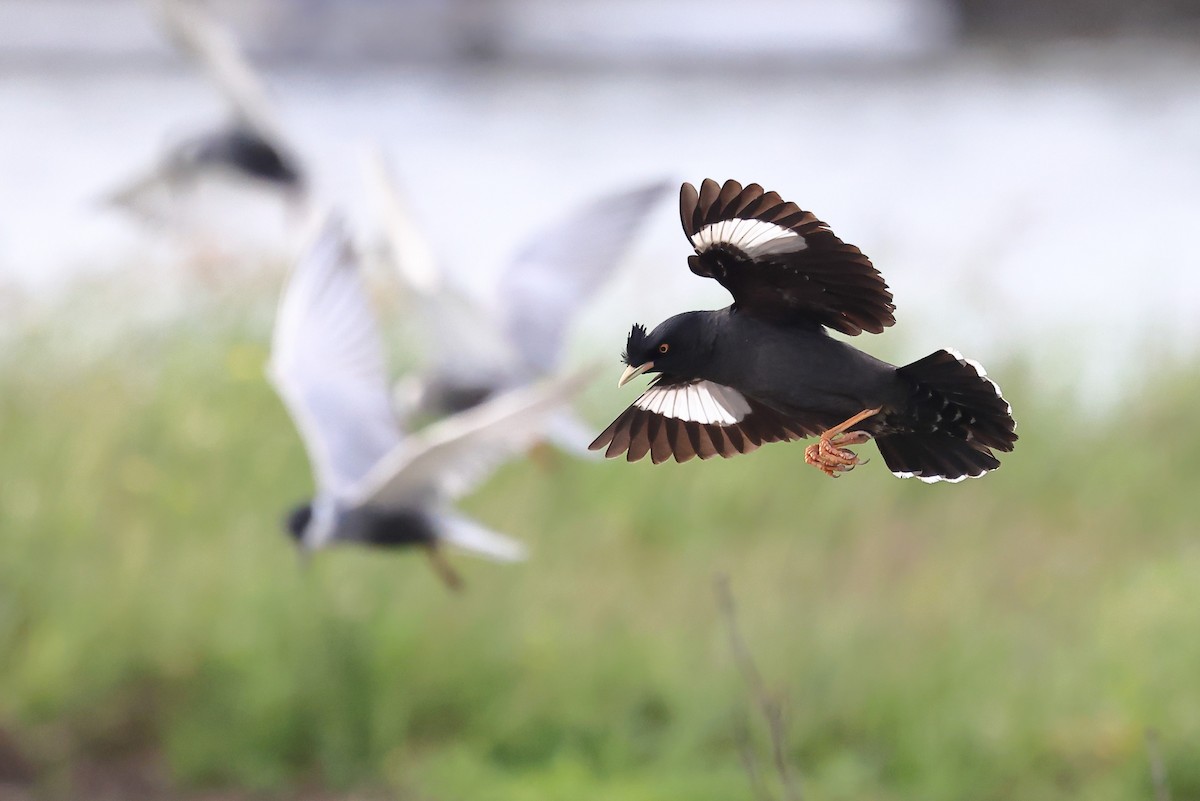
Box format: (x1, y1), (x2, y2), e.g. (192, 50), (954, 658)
(283, 502), (313, 544)
(618, 313), (713, 387)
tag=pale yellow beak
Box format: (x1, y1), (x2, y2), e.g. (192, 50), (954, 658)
(618, 362), (653, 388)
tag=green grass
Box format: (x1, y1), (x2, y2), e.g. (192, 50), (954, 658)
(2, 289), (1199, 800)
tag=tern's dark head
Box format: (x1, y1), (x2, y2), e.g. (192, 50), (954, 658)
(618, 313), (716, 387)
(284, 502), (312, 544)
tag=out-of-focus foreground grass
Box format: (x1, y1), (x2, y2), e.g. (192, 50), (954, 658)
(1, 283), (1198, 801)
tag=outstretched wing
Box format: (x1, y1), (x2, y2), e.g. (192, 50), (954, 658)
(364, 145), (444, 296)
(680, 179), (895, 336)
(352, 369), (592, 509)
(589, 376), (834, 465)
(365, 146), (523, 414)
(268, 213), (403, 501)
(499, 179), (671, 371)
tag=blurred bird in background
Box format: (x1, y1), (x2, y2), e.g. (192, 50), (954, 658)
(367, 149), (670, 454)
(104, 0), (308, 232)
(592, 178), (1017, 482)
(269, 212), (590, 589)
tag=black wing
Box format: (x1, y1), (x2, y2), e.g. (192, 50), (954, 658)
(588, 376), (831, 465)
(680, 179), (895, 336)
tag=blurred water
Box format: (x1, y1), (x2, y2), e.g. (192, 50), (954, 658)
(2, 43), (1199, 405)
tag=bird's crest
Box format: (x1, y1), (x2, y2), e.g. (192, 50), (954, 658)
(622, 323), (648, 365)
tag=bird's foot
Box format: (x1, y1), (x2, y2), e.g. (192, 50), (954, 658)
(805, 431), (872, 478)
(804, 407), (882, 479)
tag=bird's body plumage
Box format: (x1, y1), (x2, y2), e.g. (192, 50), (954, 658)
(287, 503), (437, 548)
(172, 126), (304, 190)
(592, 179), (1017, 481)
(682, 310), (905, 423)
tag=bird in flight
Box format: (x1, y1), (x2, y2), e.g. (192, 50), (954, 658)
(109, 124), (304, 205)
(268, 213), (587, 588)
(590, 179), (1016, 482)
(106, 0), (307, 222)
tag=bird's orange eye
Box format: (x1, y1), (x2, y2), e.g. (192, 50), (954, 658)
(658, 343), (670, 354)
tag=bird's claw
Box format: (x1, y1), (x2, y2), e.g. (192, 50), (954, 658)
(804, 430), (872, 478)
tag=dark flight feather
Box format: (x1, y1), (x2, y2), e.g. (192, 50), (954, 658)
(680, 178), (896, 336)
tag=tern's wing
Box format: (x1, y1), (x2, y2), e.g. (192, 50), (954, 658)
(363, 146), (443, 296)
(498, 178), (670, 372)
(268, 212), (402, 501)
(147, 0), (286, 146)
(351, 368), (592, 510)
(541, 407), (603, 458)
(364, 147), (521, 413)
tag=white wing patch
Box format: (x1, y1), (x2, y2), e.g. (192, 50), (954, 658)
(691, 218), (807, 259)
(633, 381), (751, 426)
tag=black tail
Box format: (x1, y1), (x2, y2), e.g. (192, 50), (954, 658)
(877, 349), (1017, 483)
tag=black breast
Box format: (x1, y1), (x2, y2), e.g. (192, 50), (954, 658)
(706, 311), (905, 422)
(198, 128), (303, 187)
(435, 384), (496, 416)
(343, 507), (438, 548)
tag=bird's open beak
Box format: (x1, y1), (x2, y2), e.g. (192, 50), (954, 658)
(618, 362), (653, 388)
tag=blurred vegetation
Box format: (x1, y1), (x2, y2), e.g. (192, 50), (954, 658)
(2, 279), (1199, 801)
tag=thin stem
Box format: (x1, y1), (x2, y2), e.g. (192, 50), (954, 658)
(1146, 728), (1172, 801)
(714, 573), (803, 801)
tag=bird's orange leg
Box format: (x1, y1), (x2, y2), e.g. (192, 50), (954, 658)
(804, 407), (882, 478)
(426, 546), (464, 592)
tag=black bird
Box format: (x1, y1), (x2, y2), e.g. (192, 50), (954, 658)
(269, 213), (587, 588)
(590, 179), (1017, 482)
